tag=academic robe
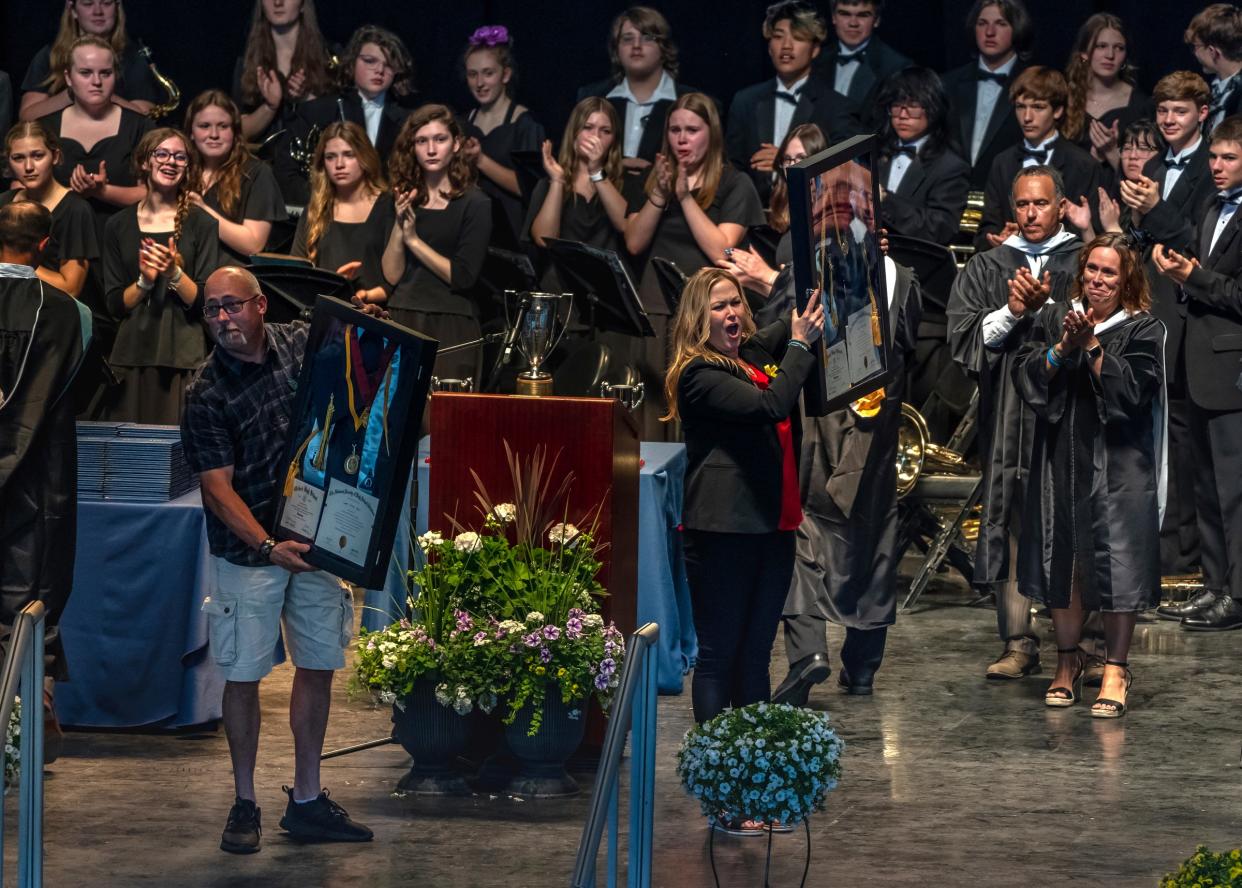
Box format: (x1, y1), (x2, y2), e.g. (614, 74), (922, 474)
(946, 235), (1082, 587)
(1012, 304), (1166, 612)
(782, 257), (922, 629)
(0, 274), (92, 679)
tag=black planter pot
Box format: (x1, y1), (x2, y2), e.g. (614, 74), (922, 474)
(392, 677), (470, 796)
(502, 687), (588, 798)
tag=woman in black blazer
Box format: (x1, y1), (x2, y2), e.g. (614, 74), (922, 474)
(663, 267), (823, 733)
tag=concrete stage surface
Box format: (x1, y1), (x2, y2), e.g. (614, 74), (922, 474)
(9, 573), (1241, 886)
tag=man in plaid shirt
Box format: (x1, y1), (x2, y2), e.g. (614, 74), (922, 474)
(181, 266), (373, 854)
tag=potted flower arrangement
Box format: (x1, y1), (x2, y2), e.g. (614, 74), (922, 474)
(677, 702), (843, 872)
(354, 443), (625, 798)
(1161, 846), (1242, 887)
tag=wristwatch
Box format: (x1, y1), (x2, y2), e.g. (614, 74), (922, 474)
(257, 537), (277, 562)
(1087, 343), (1103, 362)
(588, 169), (605, 183)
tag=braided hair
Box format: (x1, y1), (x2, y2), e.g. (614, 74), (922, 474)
(132, 127), (198, 267)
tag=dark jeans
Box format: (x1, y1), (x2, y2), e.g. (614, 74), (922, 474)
(684, 528), (796, 724)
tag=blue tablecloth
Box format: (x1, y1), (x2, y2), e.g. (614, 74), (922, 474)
(65, 480), (413, 728)
(405, 438), (697, 694)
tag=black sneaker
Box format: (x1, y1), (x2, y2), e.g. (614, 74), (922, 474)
(220, 797), (261, 854)
(279, 786), (373, 842)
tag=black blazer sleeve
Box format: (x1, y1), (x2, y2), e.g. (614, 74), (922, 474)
(882, 151), (971, 245)
(680, 335), (815, 424)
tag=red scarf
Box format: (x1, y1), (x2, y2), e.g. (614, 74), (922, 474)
(742, 362), (802, 531)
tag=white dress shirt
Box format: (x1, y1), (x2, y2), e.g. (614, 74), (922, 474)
(360, 91), (386, 146)
(1162, 136), (1202, 200)
(971, 55), (1018, 165)
(772, 74), (808, 150)
(885, 135), (928, 192)
(833, 39), (869, 97)
(607, 71), (678, 158)
(1210, 189), (1242, 256)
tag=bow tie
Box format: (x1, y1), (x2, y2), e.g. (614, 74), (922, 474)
(893, 143), (919, 157)
(837, 50), (865, 64)
(1218, 190), (1242, 206)
(977, 69), (1009, 85)
(775, 90), (801, 105)
(1165, 155), (1190, 170)
(1022, 147), (1049, 164)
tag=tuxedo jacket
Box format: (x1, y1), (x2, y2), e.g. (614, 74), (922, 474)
(726, 76), (859, 203)
(576, 77), (701, 163)
(1175, 192), (1242, 412)
(1137, 142), (1216, 382)
(812, 37), (911, 129)
(942, 60), (1028, 190)
(678, 317), (815, 534)
(878, 147), (971, 246)
(974, 138), (1104, 251)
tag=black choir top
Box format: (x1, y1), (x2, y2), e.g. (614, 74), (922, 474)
(388, 187), (493, 318)
(291, 191), (396, 298)
(464, 104), (545, 249)
(523, 177), (627, 255)
(22, 43), (161, 105)
(40, 106), (153, 233)
(102, 204), (221, 369)
(624, 164), (765, 315)
(202, 156), (288, 265)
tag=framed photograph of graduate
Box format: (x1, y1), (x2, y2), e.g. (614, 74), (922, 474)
(787, 134), (895, 415)
(272, 295), (438, 588)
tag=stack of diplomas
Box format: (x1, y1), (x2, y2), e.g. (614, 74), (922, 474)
(76, 422), (198, 502)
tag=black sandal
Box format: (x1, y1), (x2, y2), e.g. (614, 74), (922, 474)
(1044, 647), (1086, 708)
(1091, 660), (1133, 719)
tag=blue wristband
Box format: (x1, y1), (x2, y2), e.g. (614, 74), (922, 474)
(788, 339), (812, 353)
(1047, 346), (1062, 368)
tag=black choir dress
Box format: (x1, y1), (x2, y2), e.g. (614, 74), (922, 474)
(1072, 86), (1153, 164)
(101, 205), (221, 424)
(40, 106), (153, 238)
(22, 43), (161, 106)
(622, 165), (765, 438)
(202, 157), (288, 265)
(1013, 303), (1166, 612)
(464, 104), (544, 250)
(291, 191), (396, 301)
(523, 176), (630, 290)
(386, 187), (492, 380)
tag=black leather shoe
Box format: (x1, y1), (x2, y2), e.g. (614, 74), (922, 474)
(772, 653), (831, 706)
(1156, 587), (1218, 621)
(1181, 594), (1242, 631)
(837, 668), (874, 696)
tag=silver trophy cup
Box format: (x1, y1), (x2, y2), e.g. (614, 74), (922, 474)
(511, 291), (571, 396)
(599, 381), (645, 412)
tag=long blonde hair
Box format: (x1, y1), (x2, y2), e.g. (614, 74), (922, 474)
(557, 97), (623, 200)
(45, 1), (130, 94)
(662, 268), (757, 421)
(304, 122), (387, 262)
(645, 92), (726, 212)
(239, 0), (331, 110)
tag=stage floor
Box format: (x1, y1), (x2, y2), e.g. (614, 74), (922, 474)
(9, 571), (1242, 886)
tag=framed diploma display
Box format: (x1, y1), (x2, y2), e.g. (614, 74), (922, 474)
(787, 134), (895, 415)
(272, 296), (437, 587)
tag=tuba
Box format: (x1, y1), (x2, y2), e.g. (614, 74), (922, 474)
(137, 42), (181, 121)
(896, 403), (971, 498)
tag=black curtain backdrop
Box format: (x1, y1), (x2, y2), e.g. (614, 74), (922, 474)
(0, 0), (1209, 146)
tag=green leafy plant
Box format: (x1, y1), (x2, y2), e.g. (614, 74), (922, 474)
(1161, 846), (1242, 887)
(677, 703), (844, 826)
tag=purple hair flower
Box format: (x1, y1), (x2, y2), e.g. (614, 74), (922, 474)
(469, 25), (510, 47)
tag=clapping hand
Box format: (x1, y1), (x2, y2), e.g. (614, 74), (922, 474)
(1152, 243), (1198, 284)
(394, 188), (420, 237)
(1119, 174), (1159, 215)
(70, 160), (108, 198)
(540, 140), (565, 181)
(256, 67), (283, 109)
(1061, 307), (1097, 352)
(791, 289), (826, 344)
(1089, 118), (1119, 159)
(750, 142), (778, 173)
(1063, 195), (1092, 232)
(1098, 187), (1122, 232)
(139, 237), (177, 282)
(715, 245), (776, 292)
(986, 221), (1020, 248)
(578, 131), (606, 172)
(673, 160), (691, 202)
(1006, 267), (1052, 316)
(285, 68), (309, 101)
(651, 153), (673, 203)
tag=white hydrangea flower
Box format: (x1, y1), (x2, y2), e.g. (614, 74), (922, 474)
(454, 531), (483, 553)
(548, 522), (580, 546)
(498, 619), (524, 635)
(416, 530), (444, 551)
(378, 690), (396, 705)
(491, 503), (517, 524)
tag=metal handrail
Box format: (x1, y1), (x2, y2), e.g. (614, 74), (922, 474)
(570, 622), (660, 888)
(0, 601), (46, 888)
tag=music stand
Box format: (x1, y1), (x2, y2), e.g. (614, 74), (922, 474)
(650, 257), (687, 313)
(249, 257), (353, 324)
(543, 238), (654, 339)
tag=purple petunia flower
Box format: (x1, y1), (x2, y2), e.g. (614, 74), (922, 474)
(543, 625), (561, 641)
(599, 657), (616, 677)
(522, 632), (542, 648)
(594, 673), (609, 691)
(455, 610), (473, 632)
(539, 647), (552, 664)
(565, 617), (583, 639)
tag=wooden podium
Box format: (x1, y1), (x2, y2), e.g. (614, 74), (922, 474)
(427, 394), (640, 635)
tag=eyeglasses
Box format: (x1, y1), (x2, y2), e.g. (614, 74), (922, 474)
(1120, 143), (1157, 156)
(204, 293), (260, 316)
(619, 32), (658, 46)
(151, 148), (190, 165)
(889, 102), (926, 118)
(780, 153), (808, 168)
(357, 53), (392, 72)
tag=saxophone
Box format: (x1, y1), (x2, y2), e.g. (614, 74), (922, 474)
(137, 42), (181, 121)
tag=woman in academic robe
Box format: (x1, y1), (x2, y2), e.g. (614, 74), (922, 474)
(184, 90), (287, 264)
(1013, 233), (1165, 718)
(101, 127), (221, 423)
